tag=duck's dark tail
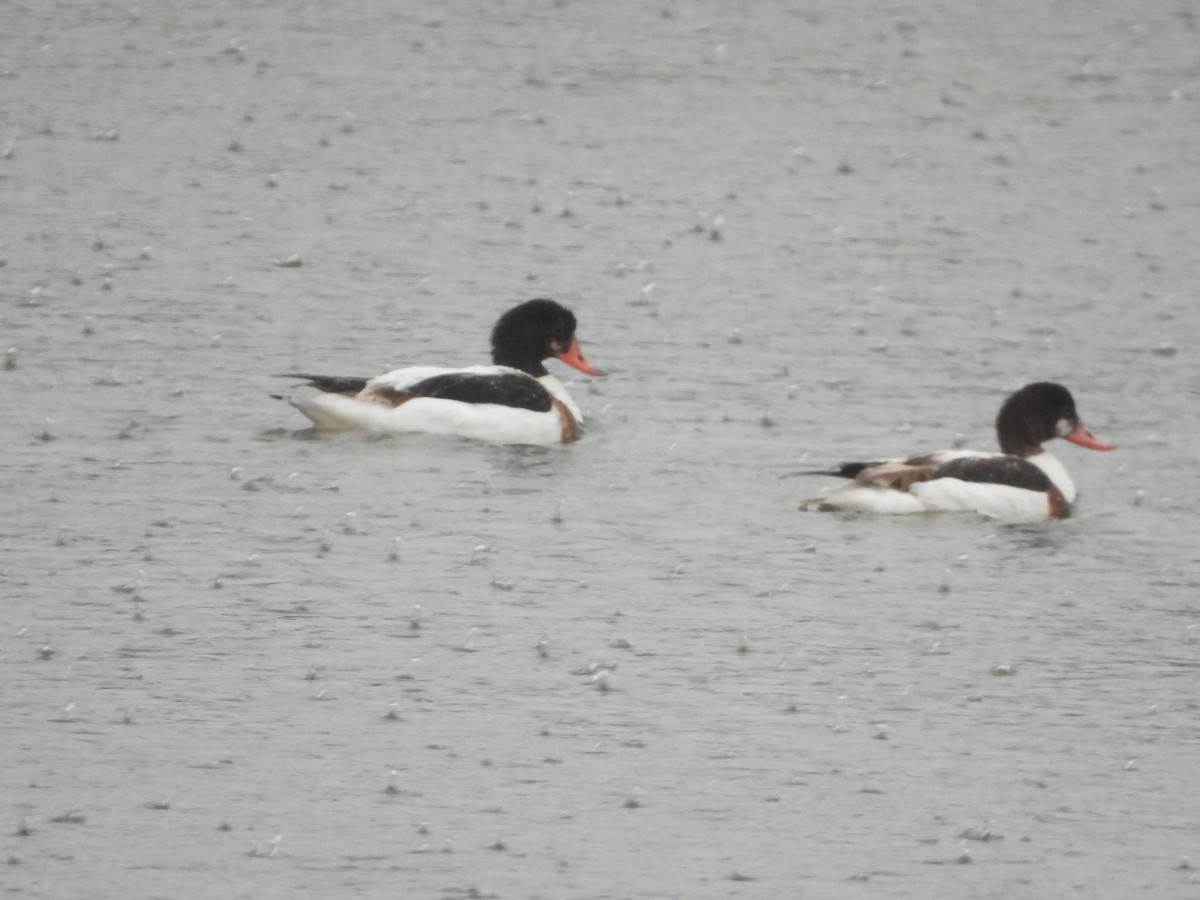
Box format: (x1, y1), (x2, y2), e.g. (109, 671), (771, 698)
(275, 373), (370, 396)
(780, 462), (874, 480)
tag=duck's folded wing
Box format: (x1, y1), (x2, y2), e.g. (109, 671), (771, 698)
(850, 460), (937, 492)
(841, 450), (993, 490)
(363, 366), (552, 412)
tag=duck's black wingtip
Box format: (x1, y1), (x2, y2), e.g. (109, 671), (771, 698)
(779, 463), (867, 480)
(274, 373), (370, 395)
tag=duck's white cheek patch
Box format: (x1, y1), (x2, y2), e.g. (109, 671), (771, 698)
(1054, 418), (1073, 438)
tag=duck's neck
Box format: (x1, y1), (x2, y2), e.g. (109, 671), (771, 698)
(999, 437), (1041, 457)
(995, 394), (1050, 458)
(492, 349), (547, 377)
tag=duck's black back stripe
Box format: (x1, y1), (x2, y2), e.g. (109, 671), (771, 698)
(933, 455), (1052, 492)
(404, 372), (552, 412)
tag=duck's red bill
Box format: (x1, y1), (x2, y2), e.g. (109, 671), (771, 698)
(1064, 423), (1116, 451)
(556, 339), (606, 377)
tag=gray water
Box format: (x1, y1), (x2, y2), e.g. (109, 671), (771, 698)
(3, 1), (1198, 897)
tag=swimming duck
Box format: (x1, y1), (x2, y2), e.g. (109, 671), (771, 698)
(799, 382), (1115, 522)
(278, 299), (604, 445)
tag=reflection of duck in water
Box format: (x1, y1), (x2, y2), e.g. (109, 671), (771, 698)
(800, 382), (1115, 523)
(278, 299), (604, 445)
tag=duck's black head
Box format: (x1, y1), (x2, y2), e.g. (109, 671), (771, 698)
(996, 382), (1114, 456)
(490, 299), (604, 378)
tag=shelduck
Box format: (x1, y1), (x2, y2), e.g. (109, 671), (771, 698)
(278, 299), (604, 445)
(799, 382), (1115, 523)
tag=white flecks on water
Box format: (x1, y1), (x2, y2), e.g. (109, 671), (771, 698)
(248, 835), (283, 859)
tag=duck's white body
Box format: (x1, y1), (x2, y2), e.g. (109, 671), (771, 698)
(810, 450), (1077, 524)
(289, 366), (582, 445)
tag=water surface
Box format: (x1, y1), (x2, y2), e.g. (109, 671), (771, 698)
(3, 1), (1198, 897)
